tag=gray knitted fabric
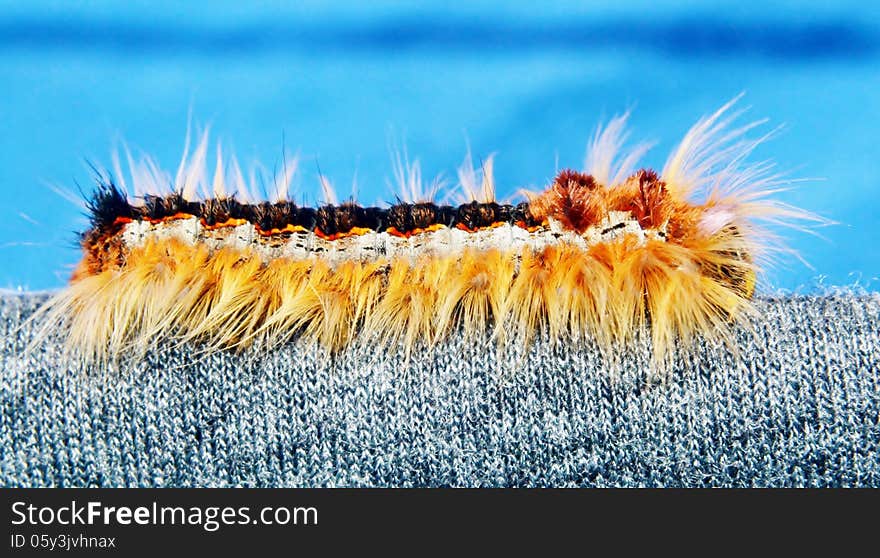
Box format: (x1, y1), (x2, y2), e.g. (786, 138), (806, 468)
(1, 292), (878, 487)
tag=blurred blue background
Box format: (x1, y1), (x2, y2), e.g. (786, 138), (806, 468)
(1, 1), (878, 291)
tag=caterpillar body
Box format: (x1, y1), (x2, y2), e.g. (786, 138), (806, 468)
(31, 99), (816, 367)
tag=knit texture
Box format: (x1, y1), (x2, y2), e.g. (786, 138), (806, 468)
(1, 293), (879, 487)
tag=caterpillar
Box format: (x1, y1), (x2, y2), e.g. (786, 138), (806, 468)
(29, 98), (817, 367)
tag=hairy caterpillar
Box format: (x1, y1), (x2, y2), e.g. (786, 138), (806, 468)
(30, 98), (817, 367)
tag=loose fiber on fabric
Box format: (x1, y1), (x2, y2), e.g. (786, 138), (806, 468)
(2, 292), (879, 487)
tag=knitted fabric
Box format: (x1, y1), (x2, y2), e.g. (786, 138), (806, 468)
(1, 293), (878, 487)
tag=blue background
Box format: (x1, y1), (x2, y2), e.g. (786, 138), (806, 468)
(1, 1), (878, 291)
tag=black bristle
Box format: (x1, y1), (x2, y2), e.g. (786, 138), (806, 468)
(200, 199), (222, 226)
(252, 202), (276, 231)
(86, 190), (542, 237)
(436, 205), (457, 227)
(86, 180), (132, 230)
(514, 202), (538, 227)
(144, 192), (188, 220)
(361, 207), (385, 230)
(455, 201), (499, 229)
(294, 206), (317, 231)
(333, 203), (365, 234)
(410, 203), (438, 230)
(315, 206), (337, 235)
(139, 194), (164, 220)
(495, 204), (515, 224)
(188, 200), (203, 216)
(386, 204), (412, 232)
(224, 198), (248, 221)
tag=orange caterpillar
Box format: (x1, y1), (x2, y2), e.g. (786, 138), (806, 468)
(31, 99), (818, 367)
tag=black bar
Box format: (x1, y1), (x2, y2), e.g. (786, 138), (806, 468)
(0, 489), (875, 555)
